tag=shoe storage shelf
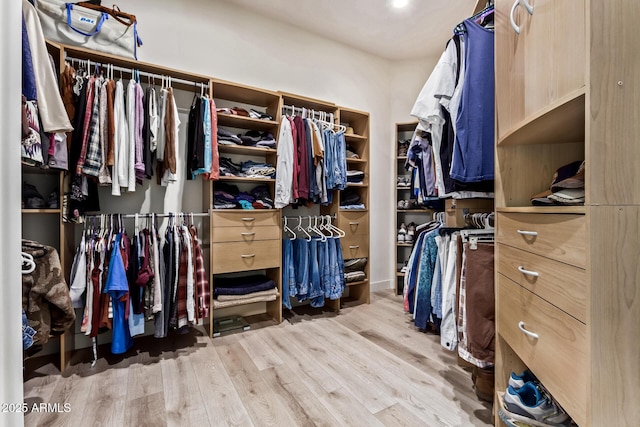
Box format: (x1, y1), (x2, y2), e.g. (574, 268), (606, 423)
(494, 1), (640, 425)
(394, 121), (432, 295)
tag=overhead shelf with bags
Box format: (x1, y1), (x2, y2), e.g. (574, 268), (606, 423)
(33, 0), (143, 59)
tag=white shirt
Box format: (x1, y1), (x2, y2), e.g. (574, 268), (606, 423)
(275, 116), (295, 208)
(112, 79), (127, 196)
(126, 79), (137, 192)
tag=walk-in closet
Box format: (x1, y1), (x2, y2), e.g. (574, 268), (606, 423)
(3, 0), (639, 426)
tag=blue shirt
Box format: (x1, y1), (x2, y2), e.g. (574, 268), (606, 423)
(451, 18), (495, 182)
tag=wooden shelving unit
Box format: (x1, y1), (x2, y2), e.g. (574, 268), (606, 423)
(494, 2), (640, 425)
(394, 121), (419, 295)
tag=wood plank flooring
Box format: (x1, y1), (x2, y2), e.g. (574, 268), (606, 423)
(23, 290), (492, 427)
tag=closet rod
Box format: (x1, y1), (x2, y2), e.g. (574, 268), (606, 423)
(282, 105), (334, 118)
(83, 212), (209, 219)
(64, 55), (210, 89)
(282, 214), (337, 220)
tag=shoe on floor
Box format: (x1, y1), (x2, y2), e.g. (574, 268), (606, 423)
(503, 383), (571, 426)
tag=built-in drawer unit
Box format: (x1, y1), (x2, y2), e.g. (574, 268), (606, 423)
(497, 244), (587, 323)
(497, 213), (586, 268)
(497, 274), (587, 426)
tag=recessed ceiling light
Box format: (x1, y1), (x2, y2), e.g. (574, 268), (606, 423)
(392, 0), (410, 8)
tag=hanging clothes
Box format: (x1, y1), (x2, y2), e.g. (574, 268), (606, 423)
(21, 240), (76, 353)
(69, 216), (208, 354)
(281, 233), (345, 308)
(410, 13), (495, 199)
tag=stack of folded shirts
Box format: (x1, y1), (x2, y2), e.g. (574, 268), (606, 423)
(531, 160), (585, 206)
(218, 128), (243, 145)
(214, 182), (241, 209)
(241, 160), (276, 178)
(340, 188), (365, 209)
(214, 183), (274, 209)
(239, 130), (276, 148)
(346, 145), (359, 159)
(219, 157), (243, 176)
(250, 184), (274, 209)
(346, 170), (365, 184)
(213, 275), (279, 309)
(344, 258), (367, 283)
(216, 107), (273, 121)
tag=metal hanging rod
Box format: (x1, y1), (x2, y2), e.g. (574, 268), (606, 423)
(64, 55), (210, 89)
(83, 212), (209, 219)
(282, 214), (337, 220)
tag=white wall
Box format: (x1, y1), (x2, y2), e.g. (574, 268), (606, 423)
(113, 0), (403, 291)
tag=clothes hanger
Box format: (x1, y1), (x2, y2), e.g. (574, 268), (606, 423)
(295, 216), (312, 241)
(22, 252), (36, 274)
(283, 217), (296, 240)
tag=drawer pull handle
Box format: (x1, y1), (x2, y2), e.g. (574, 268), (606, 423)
(241, 217), (256, 222)
(517, 266), (539, 277)
(349, 222), (360, 225)
(349, 245), (360, 249)
(518, 321), (539, 340)
(516, 229), (538, 237)
(241, 232), (256, 236)
(241, 254), (256, 258)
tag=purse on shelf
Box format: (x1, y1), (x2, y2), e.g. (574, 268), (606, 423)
(34, 0), (143, 59)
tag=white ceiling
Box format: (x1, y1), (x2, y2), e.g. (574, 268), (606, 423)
(220, 0), (478, 61)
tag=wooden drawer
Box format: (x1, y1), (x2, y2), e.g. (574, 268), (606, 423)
(212, 226), (280, 243)
(497, 244), (586, 323)
(497, 274), (587, 426)
(212, 210), (279, 228)
(211, 240), (280, 274)
(339, 211), (369, 239)
(340, 235), (368, 259)
(497, 213), (586, 268)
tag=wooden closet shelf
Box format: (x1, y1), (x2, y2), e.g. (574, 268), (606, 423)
(346, 158), (367, 164)
(346, 182), (367, 187)
(496, 206), (586, 214)
(345, 134), (367, 143)
(217, 145), (276, 156)
(346, 280), (368, 287)
(217, 176), (275, 183)
(396, 209), (433, 213)
(212, 79), (280, 105)
(397, 156), (408, 160)
(498, 88), (586, 146)
(22, 208), (61, 214)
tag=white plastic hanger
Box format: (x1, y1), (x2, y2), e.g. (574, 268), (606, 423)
(283, 217), (296, 240)
(295, 216), (312, 241)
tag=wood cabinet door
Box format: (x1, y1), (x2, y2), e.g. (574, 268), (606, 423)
(496, 0), (585, 141)
(496, 0), (526, 140)
(523, 0), (586, 121)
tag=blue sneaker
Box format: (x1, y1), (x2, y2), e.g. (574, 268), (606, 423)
(509, 370), (538, 389)
(502, 382), (571, 426)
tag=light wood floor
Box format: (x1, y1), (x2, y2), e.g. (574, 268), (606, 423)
(23, 290), (492, 427)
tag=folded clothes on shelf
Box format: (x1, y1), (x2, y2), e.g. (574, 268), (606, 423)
(214, 274), (277, 297)
(346, 170), (365, 183)
(213, 182), (274, 210)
